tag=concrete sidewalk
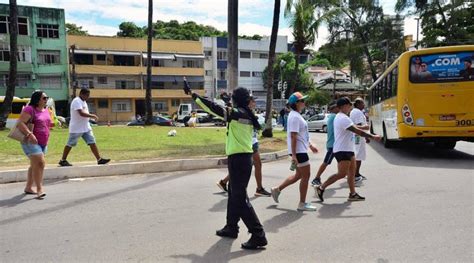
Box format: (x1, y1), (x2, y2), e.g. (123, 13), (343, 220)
(0, 150), (288, 184)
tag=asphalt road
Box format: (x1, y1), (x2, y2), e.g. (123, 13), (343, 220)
(1, 132), (473, 262)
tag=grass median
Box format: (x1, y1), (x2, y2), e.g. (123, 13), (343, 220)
(0, 126), (287, 169)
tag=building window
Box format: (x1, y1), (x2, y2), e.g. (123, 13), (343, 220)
(1, 74), (31, 88)
(0, 43), (31, 62)
(115, 80), (135, 89)
(112, 100), (131, 112)
(113, 55), (135, 66)
(38, 50), (60, 64)
(97, 76), (107, 84)
(217, 50), (227, 60)
(205, 70), (213, 76)
(240, 51), (251, 59)
(204, 50), (212, 58)
(152, 100), (168, 112)
(74, 54), (93, 65)
(218, 69), (226, 80)
(78, 78), (94, 89)
(183, 59), (202, 68)
(39, 75), (62, 89)
(87, 101), (96, 113)
(96, 54), (106, 61)
(240, 71), (251, 77)
(98, 99), (109, 108)
(0, 16), (29, 35)
(171, 99), (180, 107)
(253, 52), (268, 59)
(252, 71), (263, 77)
(37, 24), (59, 38)
(150, 81), (164, 89)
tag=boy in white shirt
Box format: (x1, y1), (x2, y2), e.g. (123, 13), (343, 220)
(316, 97), (381, 202)
(350, 98), (370, 181)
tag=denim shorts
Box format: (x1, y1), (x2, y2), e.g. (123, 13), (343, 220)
(67, 131), (96, 147)
(21, 143), (47, 156)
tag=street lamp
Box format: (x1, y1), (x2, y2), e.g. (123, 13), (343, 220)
(279, 60), (286, 99)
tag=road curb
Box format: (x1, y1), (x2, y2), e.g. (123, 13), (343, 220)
(0, 150), (288, 184)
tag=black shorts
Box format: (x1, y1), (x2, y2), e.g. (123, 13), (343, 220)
(289, 153), (310, 167)
(323, 148), (334, 165)
(334, 151), (355, 162)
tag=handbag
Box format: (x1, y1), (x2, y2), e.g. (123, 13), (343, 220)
(7, 109), (35, 143)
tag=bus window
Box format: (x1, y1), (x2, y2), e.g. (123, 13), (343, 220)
(12, 102), (26, 114)
(409, 51), (474, 83)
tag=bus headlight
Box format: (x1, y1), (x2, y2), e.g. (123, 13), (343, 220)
(402, 104), (414, 126)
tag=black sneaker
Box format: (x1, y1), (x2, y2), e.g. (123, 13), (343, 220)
(58, 160), (72, 167)
(216, 225), (238, 239)
(241, 232), (267, 250)
(311, 177), (321, 186)
(255, 187), (271, 197)
(348, 192), (365, 201)
(97, 158), (110, 165)
(216, 180), (228, 192)
(316, 186), (325, 202)
(357, 174), (367, 180)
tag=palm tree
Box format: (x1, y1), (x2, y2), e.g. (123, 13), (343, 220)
(262, 0), (281, 138)
(145, 0), (153, 125)
(285, 0), (321, 95)
(0, 0), (18, 129)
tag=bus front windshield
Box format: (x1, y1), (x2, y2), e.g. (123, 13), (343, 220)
(409, 51), (474, 83)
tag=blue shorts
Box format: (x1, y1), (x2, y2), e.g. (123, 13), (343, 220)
(323, 148), (335, 165)
(21, 143), (47, 156)
(67, 131), (96, 147)
(252, 142), (259, 153)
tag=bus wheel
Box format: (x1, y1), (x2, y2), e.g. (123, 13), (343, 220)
(434, 141), (456, 150)
(382, 124), (394, 148)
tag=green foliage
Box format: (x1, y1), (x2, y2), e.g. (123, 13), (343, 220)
(116, 20), (264, 41)
(396, 0), (474, 47)
(66, 23), (88, 36)
(306, 88), (332, 107)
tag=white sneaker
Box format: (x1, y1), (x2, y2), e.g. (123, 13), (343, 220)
(297, 202), (317, 211)
(271, 187), (280, 203)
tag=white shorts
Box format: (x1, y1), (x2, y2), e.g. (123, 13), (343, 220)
(355, 139), (366, 161)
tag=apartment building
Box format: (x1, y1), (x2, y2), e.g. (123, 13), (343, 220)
(0, 4), (69, 114)
(67, 35), (205, 123)
(201, 36), (288, 100)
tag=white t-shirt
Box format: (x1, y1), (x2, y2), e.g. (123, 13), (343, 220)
(69, 97), (92, 133)
(333, 112), (355, 153)
(350, 108), (367, 160)
(287, 110), (309, 154)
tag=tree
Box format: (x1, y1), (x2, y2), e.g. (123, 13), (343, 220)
(0, 0), (18, 129)
(395, 0), (474, 47)
(262, 0), (281, 138)
(306, 89), (331, 107)
(144, 0), (153, 125)
(117, 22), (145, 38)
(66, 23), (88, 36)
(285, 0), (324, 94)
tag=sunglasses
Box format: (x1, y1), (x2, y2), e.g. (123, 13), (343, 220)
(42, 96), (49, 101)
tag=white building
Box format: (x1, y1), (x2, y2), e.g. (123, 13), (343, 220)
(201, 36), (288, 101)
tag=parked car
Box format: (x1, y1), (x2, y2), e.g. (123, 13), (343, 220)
(256, 114), (277, 128)
(127, 115), (175, 126)
(307, 113), (329, 132)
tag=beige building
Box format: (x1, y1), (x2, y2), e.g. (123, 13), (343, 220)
(67, 35), (205, 123)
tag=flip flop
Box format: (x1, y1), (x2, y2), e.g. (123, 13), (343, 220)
(36, 193), (46, 199)
(24, 191), (37, 195)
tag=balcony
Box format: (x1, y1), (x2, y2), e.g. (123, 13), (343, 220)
(72, 88), (205, 99)
(75, 65), (204, 76)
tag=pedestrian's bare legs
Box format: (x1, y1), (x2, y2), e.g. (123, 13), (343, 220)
(314, 162), (328, 180)
(89, 143), (101, 160)
(320, 160), (350, 190)
(24, 166), (35, 193)
(221, 175), (230, 184)
(61, 145), (72, 160)
(355, 160), (362, 176)
(30, 154), (46, 197)
(253, 152), (263, 189)
(298, 165), (311, 203)
(347, 157), (357, 194)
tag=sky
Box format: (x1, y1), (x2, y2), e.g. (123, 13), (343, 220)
(0, 0), (422, 50)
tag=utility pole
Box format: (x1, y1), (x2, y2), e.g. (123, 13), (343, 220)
(227, 0), (238, 92)
(415, 17), (420, 50)
(145, 0), (153, 125)
(70, 44), (77, 99)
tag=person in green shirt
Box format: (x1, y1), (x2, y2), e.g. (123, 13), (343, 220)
(183, 78), (267, 250)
